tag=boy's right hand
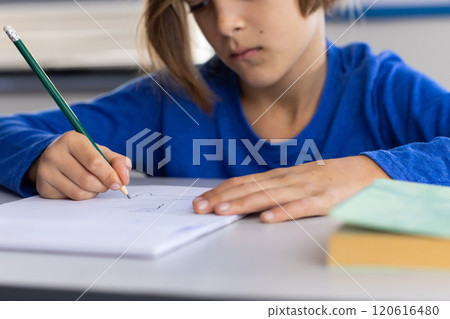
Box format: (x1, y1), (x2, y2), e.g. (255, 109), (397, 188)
(27, 131), (131, 200)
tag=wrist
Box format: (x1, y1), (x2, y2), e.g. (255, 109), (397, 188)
(25, 155), (41, 185)
(358, 155), (391, 180)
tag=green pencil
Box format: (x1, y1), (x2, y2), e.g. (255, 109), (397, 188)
(3, 25), (130, 199)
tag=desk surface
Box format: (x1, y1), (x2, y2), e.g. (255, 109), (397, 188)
(1, 177), (450, 300)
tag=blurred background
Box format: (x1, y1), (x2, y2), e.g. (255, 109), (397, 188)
(0, 0), (449, 114)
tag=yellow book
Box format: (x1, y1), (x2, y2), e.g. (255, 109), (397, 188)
(328, 225), (450, 270)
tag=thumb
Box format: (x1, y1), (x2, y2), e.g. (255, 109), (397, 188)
(99, 146), (132, 186)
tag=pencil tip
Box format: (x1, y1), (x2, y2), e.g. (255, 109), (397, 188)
(127, 194), (131, 199)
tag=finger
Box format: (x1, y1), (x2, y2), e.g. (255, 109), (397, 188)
(213, 187), (301, 215)
(199, 167), (289, 199)
(36, 178), (67, 199)
(37, 165), (98, 200)
(194, 180), (260, 214)
(212, 182), (324, 215)
(260, 191), (336, 223)
(194, 173), (317, 215)
(68, 137), (123, 190)
(53, 152), (108, 193)
(193, 169), (300, 213)
(52, 172), (99, 201)
(100, 146), (132, 186)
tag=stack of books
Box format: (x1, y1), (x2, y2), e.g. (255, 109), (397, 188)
(328, 179), (450, 270)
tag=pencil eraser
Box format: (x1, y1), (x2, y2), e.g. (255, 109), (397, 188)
(3, 25), (19, 42)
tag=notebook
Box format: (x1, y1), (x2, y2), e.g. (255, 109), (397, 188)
(0, 185), (242, 259)
(330, 179), (450, 238)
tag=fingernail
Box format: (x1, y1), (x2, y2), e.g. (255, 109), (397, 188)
(193, 196), (204, 204)
(110, 183), (120, 191)
(125, 169), (130, 178)
(194, 197), (209, 211)
(217, 202), (230, 213)
(262, 211), (275, 222)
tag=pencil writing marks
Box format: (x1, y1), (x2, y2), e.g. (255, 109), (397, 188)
(128, 203), (165, 213)
(129, 192), (196, 201)
(129, 192), (153, 199)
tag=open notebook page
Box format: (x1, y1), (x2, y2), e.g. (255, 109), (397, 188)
(0, 185), (243, 259)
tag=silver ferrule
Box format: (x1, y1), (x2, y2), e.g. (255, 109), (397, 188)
(3, 25), (20, 42)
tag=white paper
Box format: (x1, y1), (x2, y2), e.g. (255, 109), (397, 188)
(0, 185), (242, 259)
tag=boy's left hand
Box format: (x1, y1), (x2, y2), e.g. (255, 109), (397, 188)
(193, 155), (390, 223)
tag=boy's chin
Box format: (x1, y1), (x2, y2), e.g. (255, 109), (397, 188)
(239, 74), (283, 90)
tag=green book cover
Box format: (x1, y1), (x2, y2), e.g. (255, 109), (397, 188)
(330, 179), (450, 238)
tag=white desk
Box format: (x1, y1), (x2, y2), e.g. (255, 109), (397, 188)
(1, 177), (450, 300)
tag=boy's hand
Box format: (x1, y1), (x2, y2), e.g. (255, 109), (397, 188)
(27, 131), (131, 200)
(193, 156), (390, 223)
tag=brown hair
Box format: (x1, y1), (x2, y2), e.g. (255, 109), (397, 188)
(140, 0), (338, 112)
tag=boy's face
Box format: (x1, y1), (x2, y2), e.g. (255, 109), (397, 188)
(190, 0), (325, 90)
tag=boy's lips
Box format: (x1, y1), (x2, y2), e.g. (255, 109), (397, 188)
(230, 47), (262, 61)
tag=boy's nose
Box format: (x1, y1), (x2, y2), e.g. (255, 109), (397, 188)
(214, 0), (245, 37)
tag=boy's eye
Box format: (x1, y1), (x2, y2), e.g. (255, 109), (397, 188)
(188, 0), (211, 13)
